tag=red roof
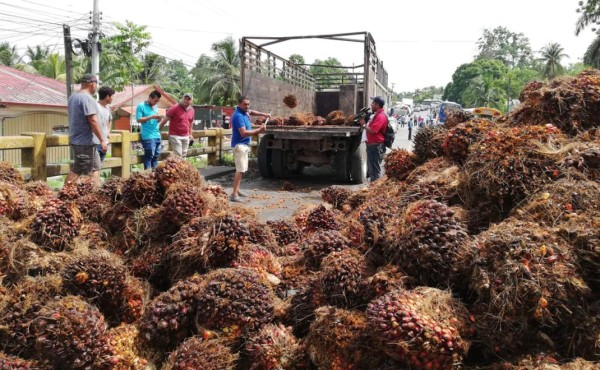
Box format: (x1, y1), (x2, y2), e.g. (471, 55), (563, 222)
(111, 84), (177, 109)
(0, 65), (68, 107)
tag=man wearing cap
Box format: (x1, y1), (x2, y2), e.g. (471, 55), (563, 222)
(159, 93), (195, 157)
(359, 96), (388, 182)
(136, 90), (163, 170)
(65, 73), (107, 186)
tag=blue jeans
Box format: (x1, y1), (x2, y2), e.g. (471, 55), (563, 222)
(142, 138), (162, 169)
(367, 143), (385, 182)
(96, 144), (107, 162)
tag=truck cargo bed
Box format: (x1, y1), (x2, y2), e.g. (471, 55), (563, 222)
(265, 125), (361, 140)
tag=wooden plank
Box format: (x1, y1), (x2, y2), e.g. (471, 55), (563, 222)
(46, 135), (70, 147)
(47, 163), (71, 177)
(0, 136), (34, 149)
(21, 132), (47, 181)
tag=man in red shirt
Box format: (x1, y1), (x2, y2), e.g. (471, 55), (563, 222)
(359, 96), (388, 181)
(159, 93), (195, 157)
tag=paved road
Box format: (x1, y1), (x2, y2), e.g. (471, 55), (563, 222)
(209, 120), (427, 222)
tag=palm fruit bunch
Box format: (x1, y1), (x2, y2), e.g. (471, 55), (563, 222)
(0, 239), (59, 285)
(384, 149), (417, 181)
(560, 304), (600, 362)
(558, 216), (600, 292)
(366, 288), (472, 369)
(120, 277), (148, 324)
(307, 306), (379, 369)
(203, 184), (229, 201)
(0, 180), (30, 220)
(155, 156), (204, 190)
(325, 110), (346, 126)
(463, 124), (567, 216)
(384, 200), (470, 288)
(283, 94), (298, 109)
(312, 116), (326, 126)
(275, 254), (309, 299)
(122, 171), (163, 208)
(162, 184), (215, 225)
(400, 157), (462, 208)
(319, 248), (372, 309)
(101, 201), (134, 236)
(194, 268), (277, 339)
(463, 220), (590, 332)
(0, 275), (63, 358)
(303, 229), (350, 269)
(512, 179), (600, 227)
(60, 250), (128, 323)
(162, 337), (238, 370)
(444, 109), (474, 129)
(98, 175), (126, 203)
(305, 204), (340, 232)
(0, 161), (24, 185)
(412, 125), (448, 164)
(121, 205), (177, 253)
(233, 244), (282, 277)
(358, 264), (410, 303)
(104, 324), (155, 370)
(442, 118), (493, 163)
(267, 220), (301, 251)
(58, 176), (95, 201)
(23, 180), (55, 208)
(267, 117), (285, 126)
(31, 197), (81, 251)
(494, 356), (597, 370)
(31, 295), (110, 369)
(321, 186), (352, 210)
(73, 191), (113, 223)
(288, 276), (325, 337)
(348, 204), (392, 254)
(244, 323), (306, 370)
(288, 112), (311, 126)
(76, 221), (111, 249)
(246, 221), (279, 252)
(509, 70), (600, 136)
(0, 352), (47, 370)
(140, 274), (203, 351)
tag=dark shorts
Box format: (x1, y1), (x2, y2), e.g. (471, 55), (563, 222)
(71, 144), (101, 175)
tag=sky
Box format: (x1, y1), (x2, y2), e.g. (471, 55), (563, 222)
(1, 0), (597, 92)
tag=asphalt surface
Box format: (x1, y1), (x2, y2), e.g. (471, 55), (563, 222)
(208, 120), (426, 222)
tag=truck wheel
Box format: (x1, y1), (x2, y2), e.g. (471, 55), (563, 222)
(258, 134), (273, 178)
(349, 141), (367, 184)
(291, 161), (306, 175)
(334, 150), (350, 182)
(271, 149), (289, 178)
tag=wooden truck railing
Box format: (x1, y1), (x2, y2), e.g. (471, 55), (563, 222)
(0, 129), (259, 181)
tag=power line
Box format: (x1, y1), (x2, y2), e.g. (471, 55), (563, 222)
(15, 0), (86, 16)
(0, 2), (86, 21)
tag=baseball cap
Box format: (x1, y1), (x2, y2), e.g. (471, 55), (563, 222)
(183, 92), (193, 100)
(370, 96), (385, 106)
(79, 73), (100, 84)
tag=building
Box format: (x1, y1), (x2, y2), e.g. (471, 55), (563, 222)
(0, 65), (70, 163)
(110, 85), (177, 131)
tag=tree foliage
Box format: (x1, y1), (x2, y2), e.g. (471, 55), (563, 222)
(576, 0), (600, 35)
(538, 42), (568, 79)
(289, 54), (305, 65)
(475, 26), (533, 68)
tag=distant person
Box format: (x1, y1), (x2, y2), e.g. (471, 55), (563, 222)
(92, 85), (115, 183)
(359, 96), (387, 182)
(159, 93), (195, 157)
(136, 90), (163, 170)
(230, 96), (269, 203)
(408, 117), (413, 140)
(65, 73), (106, 186)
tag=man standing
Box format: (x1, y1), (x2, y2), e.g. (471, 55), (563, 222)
(92, 86), (115, 183)
(359, 96), (387, 182)
(159, 93), (195, 157)
(65, 73), (106, 185)
(136, 90), (162, 170)
(230, 96), (269, 203)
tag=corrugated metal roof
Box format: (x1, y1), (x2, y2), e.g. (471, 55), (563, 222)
(0, 65), (68, 107)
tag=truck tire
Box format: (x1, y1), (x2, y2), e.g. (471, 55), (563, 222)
(334, 150), (350, 182)
(271, 148), (289, 178)
(349, 141), (367, 184)
(258, 134), (273, 178)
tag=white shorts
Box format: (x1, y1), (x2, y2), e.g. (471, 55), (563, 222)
(233, 144), (250, 173)
(169, 135), (190, 157)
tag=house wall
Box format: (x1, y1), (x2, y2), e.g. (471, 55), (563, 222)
(0, 107), (70, 164)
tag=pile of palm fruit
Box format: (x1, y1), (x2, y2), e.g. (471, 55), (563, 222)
(1, 70), (600, 370)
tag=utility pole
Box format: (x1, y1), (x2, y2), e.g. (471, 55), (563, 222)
(91, 0), (100, 78)
(63, 24), (73, 98)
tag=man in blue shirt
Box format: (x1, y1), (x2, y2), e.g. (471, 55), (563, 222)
(136, 90), (163, 169)
(230, 96), (269, 202)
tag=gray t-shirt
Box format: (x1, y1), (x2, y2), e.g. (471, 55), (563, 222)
(69, 91), (98, 145)
(93, 103), (111, 145)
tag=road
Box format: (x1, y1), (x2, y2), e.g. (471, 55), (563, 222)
(209, 119), (427, 223)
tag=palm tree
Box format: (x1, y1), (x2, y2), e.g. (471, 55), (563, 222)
(576, 0), (600, 35)
(0, 42), (22, 67)
(538, 42), (568, 79)
(25, 45), (50, 71)
(38, 53), (66, 81)
(137, 53), (167, 84)
(462, 74), (503, 109)
(202, 36), (241, 106)
(584, 32), (600, 68)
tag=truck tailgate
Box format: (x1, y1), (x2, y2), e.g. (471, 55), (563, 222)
(265, 125), (361, 140)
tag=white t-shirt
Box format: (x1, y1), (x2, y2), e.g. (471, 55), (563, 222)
(93, 103), (112, 145)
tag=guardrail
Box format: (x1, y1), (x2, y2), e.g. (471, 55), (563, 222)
(0, 129), (259, 181)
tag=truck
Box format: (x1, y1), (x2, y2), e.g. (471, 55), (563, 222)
(240, 32), (390, 184)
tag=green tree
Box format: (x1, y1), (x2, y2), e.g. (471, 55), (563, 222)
(0, 42), (22, 67)
(163, 60), (196, 99)
(197, 36), (241, 106)
(443, 59), (508, 105)
(538, 42), (568, 79)
(38, 53), (66, 81)
(137, 53), (167, 84)
(24, 45), (50, 72)
(191, 54), (214, 104)
(100, 20), (151, 90)
(584, 32), (600, 68)
(461, 74), (503, 109)
(289, 54), (305, 65)
(475, 26), (534, 68)
(576, 0), (600, 35)
(310, 57), (344, 89)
